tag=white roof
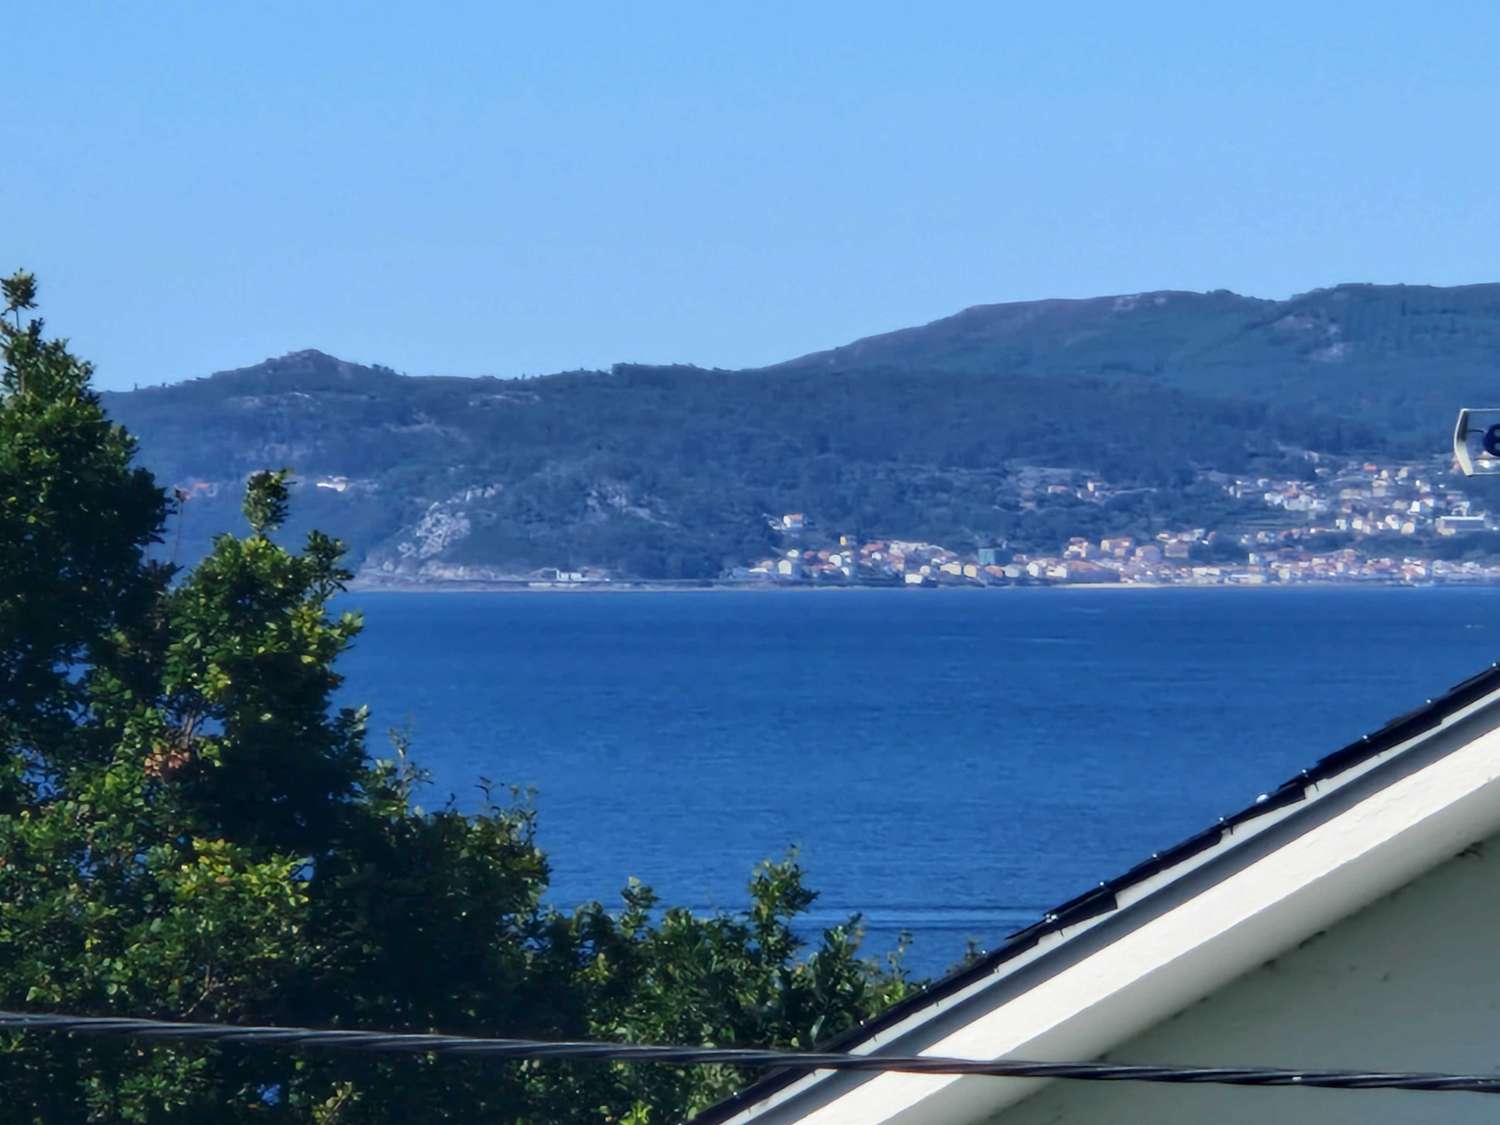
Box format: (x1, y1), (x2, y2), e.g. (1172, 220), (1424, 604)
(697, 663), (1500, 1125)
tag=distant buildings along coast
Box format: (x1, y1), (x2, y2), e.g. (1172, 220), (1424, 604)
(728, 453), (1500, 589)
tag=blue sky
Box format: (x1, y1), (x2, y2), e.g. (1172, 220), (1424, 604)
(8, 1), (1500, 389)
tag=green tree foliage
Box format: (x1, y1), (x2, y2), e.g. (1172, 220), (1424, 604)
(0, 274), (169, 784)
(0, 276), (918, 1122)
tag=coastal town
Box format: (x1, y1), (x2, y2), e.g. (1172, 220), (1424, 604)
(721, 454), (1500, 589)
(255, 451), (1500, 590)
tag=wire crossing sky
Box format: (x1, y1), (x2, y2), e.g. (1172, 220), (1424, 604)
(8, 1), (1500, 390)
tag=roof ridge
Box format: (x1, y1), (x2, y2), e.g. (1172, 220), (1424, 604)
(692, 658), (1500, 1124)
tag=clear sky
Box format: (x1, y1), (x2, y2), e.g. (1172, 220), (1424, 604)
(8, 1), (1500, 390)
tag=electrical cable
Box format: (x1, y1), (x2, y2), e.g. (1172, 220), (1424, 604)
(2, 1009), (1499, 1095)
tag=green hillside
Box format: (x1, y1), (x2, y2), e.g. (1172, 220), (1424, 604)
(778, 283), (1500, 449)
(101, 281), (1500, 580)
(103, 346), (1376, 580)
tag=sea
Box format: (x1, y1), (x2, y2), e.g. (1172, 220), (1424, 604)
(334, 586), (1500, 978)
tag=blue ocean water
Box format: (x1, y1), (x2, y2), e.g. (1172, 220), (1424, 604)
(335, 587), (1500, 976)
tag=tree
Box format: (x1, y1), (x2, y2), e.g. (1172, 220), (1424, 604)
(0, 274), (918, 1123)
(0, 270), (169, 790)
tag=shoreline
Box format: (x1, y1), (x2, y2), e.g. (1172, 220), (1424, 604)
(346, 578), (1498, 595)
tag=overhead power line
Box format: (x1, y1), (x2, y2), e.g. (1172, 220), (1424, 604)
(3, 1010), (1500, 1096)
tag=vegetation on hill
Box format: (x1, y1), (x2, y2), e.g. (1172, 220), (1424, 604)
(97, 280), (1500, 581)
(105, 347), (1384, 580)
(0, 274), (917, 1122)
(777, 282), (1500, 453)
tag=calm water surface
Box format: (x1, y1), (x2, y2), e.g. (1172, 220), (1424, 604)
(335, 587), (1500, 975)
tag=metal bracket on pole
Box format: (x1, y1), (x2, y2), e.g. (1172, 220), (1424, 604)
(1453, 409), (1500, 476)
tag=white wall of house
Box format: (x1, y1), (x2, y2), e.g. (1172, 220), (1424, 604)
(994, 832), (1500, 1124)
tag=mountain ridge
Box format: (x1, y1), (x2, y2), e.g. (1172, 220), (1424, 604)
(773, 282), (1500, 398)
(98, 280), (1500, 580)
